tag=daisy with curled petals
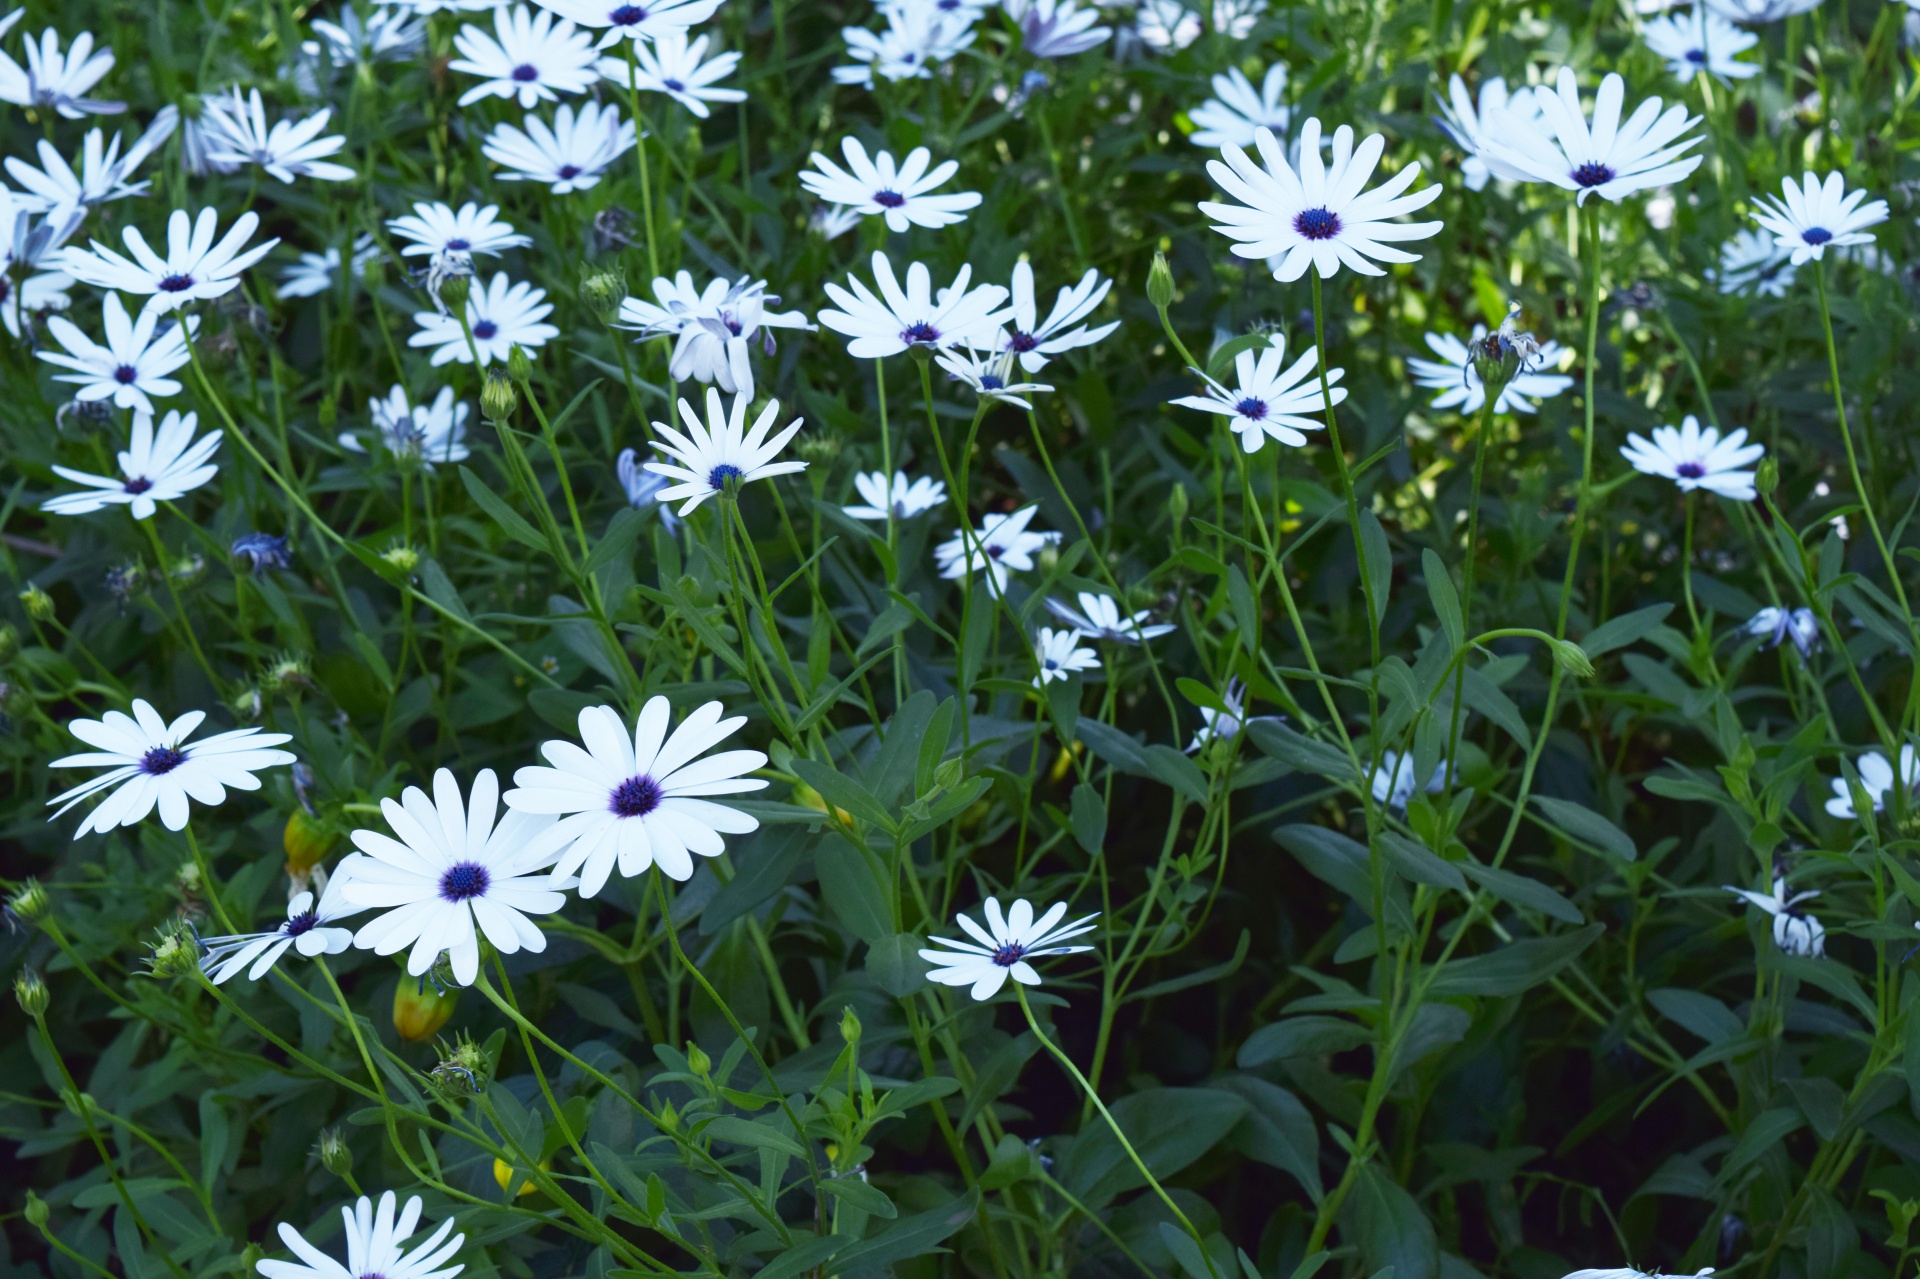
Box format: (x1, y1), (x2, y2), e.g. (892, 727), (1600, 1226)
(1747, 605), (1819, 658)
(505, 700), (767, 897)
(535, 0), (722, 47)
(451, 4), (598, 107)
(1020, 0), (1111, 58)
(1032, 627), (1099, 686)
(1432, 74), (1541, 191)
(843, 470), (946, 521)
(1751, 172), (1889, 265)
(1826, 746), (1920, 820)
(1724, 876), (1823, 957)
(408, 272), (558, 366)
(61, 207), (277, 316)
(614, 272), (811, 396)
(260, 1192), (464, 1279)
(644, 388), (807, 514)
(818, 252), (1010, 358)
(6, 113), (176, 216)
(1045, 591), (1175, 643)
(1000, 262), (1117, 372)
(1642, 8), (1759, 84)
(47, 699), (294, 838)
(598, 31), (744, 118)
(199, 865), (364, 985)
(1171, 332), (1339, 452)
(935, 344), (1053, 411)
(1189, 65), (1292, 150)
(933, 505), (1060, 594)
(39, 294), (195, 415)
(919, 898), (1098, 1001)
(1407, 327), (1573, 416)
(0, 26), (122, 119)
(342, 385), (472, 468)
(1201, 119), (1445, 282)
(344, 769), (569, 986)
(388, 202), (530, 261)
(482, 102), (635, 192)
(799, 138), (981, 233)
(1619, 415), (1764, 500)
(201, 89), (354, 183)
(1481, 69), (1703, 205)
(43, 409), (221, 520)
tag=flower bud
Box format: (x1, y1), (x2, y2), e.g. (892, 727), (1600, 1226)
(1551, 639), (1596, 680)
(361, 256), (386, 293)
(318, 1128), (354, 1179)
(148, 924), (199, 978)
(1146, 251), (1175, 310)
(494, 1157), (545, 1197)
(18, 584), (54, 621)
(0, 623), (18, 663)
(229, 685), (263, 722)
(580, 270), (626, 322)
(8, 878), (49, 924)
(1467, 303), (1540, 402)
(481, 370), (518, 425)
(794, 434), (842, 466)
(24, 1190), (48, 1228)
(1167, 482), (1189, 531)
(262, 652), (313, 697)
(839, 1005), (861, 1046)
(430, 1033), (489, 1093)
(438, 272), (470, 314)
(381, 543), (420, 574)
(1755, 456), (1778, 497)
(15, 968), (48, 1017)
(686, 1042), (712, 1077)
(317, 395), (338, 432)
(394, 977), (459, 1043)
(934, 757), (966, 791)
(506, 344), (534, 384)
(285, 810), (337, 876)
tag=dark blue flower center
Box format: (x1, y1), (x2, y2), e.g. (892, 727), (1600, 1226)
(1685, 48), (1706, 63)
(708, 462), (744, 490)
(873, 189), (907, 208)
(986, 544), (1005, 559)
(609, 774), (664, 817)
(1008, 331), (1038, 352)
(1293, 207), (1340, 240)
(1043, 658), (1059, 670)
(124, 476), (155, 494)
(445, 238), (471, 251)
(610, 3), (648, 22)
(114, 365), (139, 384)
(471, 320), (498, 339)
(158, 274), (195, 292)
(981, 374), (1005, 390)
(284, 910), (319, 937)
(991, 941), (1026, 967)
(1676, 460), (1707, 479)
(511, 64), (539, 82)
(1573, 162), (1615, 188)
(439, 861), (491, 902)
(1234, 397), (1269, 420)
(140, 745), (188, 774)
(1802, 227), (1832, 245)
(901, 321), (940, 344)
(558, 164), (582, 180)
(664, 78), (685, 92)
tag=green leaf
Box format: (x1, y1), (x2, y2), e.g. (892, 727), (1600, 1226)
(1353, 1164), (1438, 1279)
(868, 691), (937, 807)
(1178, 676), (1228, 714)
(1246, 719), (1352, 782)
(1158, 1223), (1216, 1279)
(813, 842), (895, 946)
(1579, 603), (1674, 657)
(1421, 549), (1463, 653)
(1126, 929), (1248, 1004)
(1377, 831), (1465, 892)
(1070, 782), (1107, 855)
(826, 1191), (980, 1272)
(1358, 509), (1391, 631)
(1648, 988), (1743, 1044)
(585, 506), (646, 576)
(1058, 1087), (1249, 1211)
(792, 758), (896, 833)
(460, 465), (549, 552)
(701, 1115), (806, 1158)
(866, 932), (928, 998)
(1219, 1074), (1322, 1202)
(857, 601), (916, 657)
(1228, 563), (1261, 653)
(916, 697), (957, 795)
(1238, 1015), (1371, 1066)
(1530, 795), (1637, 860)
(823, 1176), (898, 1219)
(1075, 719), (1151, 773)
(1457, 861), (1583, 924)
(417, 558), (470, 624)
(1425, 924), (1603, 997)
(1207, 333), (1275, 380)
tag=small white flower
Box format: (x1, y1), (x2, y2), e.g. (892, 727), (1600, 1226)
(919, 897), (1098, 1001)
(1189, 65), (1292, 150)
(482, 101), (635, 192)
(376, 0), (505, 9)
(933, 505), (1060, 594)
(388, 202), (530, 261)
(1712, 227), (1796, 297)
(1432, 74), (1542, 191)
(345, 769), (569, 985)
(645, 388), (807, 513)
(598, 30), (743, 117)
(1202, 119), (1444, 282)
(1751, 171), (1888, 265)
(935, 343), (1053, 411)
(306, 8), (428, 63)
(800, 138), (981, 233)
(1747, 605), (1818, 657)
(62, 207), (278, 315)
(341, 385), (472, 467)
(535, 0), (722, 47)
(1560, 1267), (1715, 1279)
(1000, 262), (1117, 372)
(1185, 678), (1271, 752)
(4, 111), (176, 216)
(1407, 326), (1574, 416)
(1134, 0), (1201, 50)
(1826, 746), (1920, 820)
(47, 698), (294, 838)
(833, 4), (975, 87)
(1483, 69), (1703, 205)
(811, 204), (866, 239)
(259, 1192), (464, 1279)
(1372, 751), (1448, 811)
(505, 699), (768, 897)
(1045, 591), (1175, 643)
(1724, 877), (1824, 956)
(1619, 415), (1764, 500)
(617, 447), (681, 531)
(1032, 626), (1100, 686)
(1172, 332), (1339, 452)
(200, 869), (363, 985)
(1642, 8), (1760, 82)
(843, 470), (947, 521)
(1704, 0), (1819, 19)
(38, 293), (195, 415)
(408, 272), (558, 366)
(451, 3), (598, 107)
(43, 409), (221, 520)
(201, 88), (353, 183)
(1020, 0), (1110, 58)
(278, 234), (382, 299)
(0, 25), (122, 119)
(818, 252), (1011, 358)
(614, 272), (811, 397)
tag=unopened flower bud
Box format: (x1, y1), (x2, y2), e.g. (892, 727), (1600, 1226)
(580, 270), (625, 322)
(361, 256), (386, 292)
(494, 1157), (545, 1197)
(317, 395), (338, 432)
(481, 370), (517, 425)
(0, 623), (17, 663)
(795, 434), (842, 466)
(394, 978), (459, 1043)
(933, 757), (966, 791)
(318, 1128), (354, 1178)
(240, 1244), (265, 1276)
(658, 1099), (680, 1133)
(839, 1005), (861, 1046)
(229, 685), (262, 722)
(438, 273), (470, 314)
(1147, 251), (1175, 310)
(1167, 483), (1189, 531)
(148, 925), (199, 978)
(15, 968), (48, 1017)
(8, 878), (49, 923)
(506, 344), (533, 384)
(1551, 639), (1596, 680)
(18, 584), (54, 621)
(686, 1042), (712, 1077)
(381, 543), (420, 574)
(1468, 303), (1540, 402)
(24, 1190), (48, 1228)
(285, 810), (336, 875)
(1755, 456), (1778, 497)
(430, 1033), (489, 1093)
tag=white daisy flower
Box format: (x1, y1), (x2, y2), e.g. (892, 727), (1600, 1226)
(799, 138), (981, 233)
(1020, 0), (1110, 57)
(1703, 0), (1819, 19)
(614, 272), (812, 397)
(482, 101), (635, 192)
(0, 266), (71, 337)
(1619, 415), (1765, 500)
(1407, 326), (1574, 416)
(811, 204), (866, 239)
(1712, 227), (1797, 297)
(388, 202), (530, 261)
(534, 0), (722, 47)
(1210, 0), (1267, 36)
(1189, 65), (1292, 151)
(344, 769), (569, 986)
(200, 89), (353, 183)
(832, 6), (975, 88)
(598, 31), (743, 117)
(1747, 605), (1818, 657)
(1724, 876), (1824, 956)
(1045, 591), (1175, 643)
(933, 505), (1060, 594)
(1134, 0), (1201, 51)
(62, 207), (277, 316)
(617, 447), (681, 531)
(919, 898), (1098, 1001)
(408, 272), (558, 367)
(504, 699), (768, 897)
(46, 699), (294, 838)
(817, 252), (1011, 358)
(306, 8), (429, 63)
(1560, 1267), (1714, 1278)
(341, 385), (472, 468)
(42, 409), (221, 520)
(1371, 749), (1448, 812)
(278, 234), (382, 299)
(0, 26), (122, 119)
(375, 0), (505, 9)
(260, 1193), (464, 1279)
(451, 4), (598, 107)
(1032, 626), (1100, 685)
(934, 343), (1053, 411)
(644, 388), (807, 513)
(1642, 8), (1760, 82)
(38, 294), (195, 415)
(843, 470), (947, 521)
(1751, 172), (1888, 265)
(1185, 678), (1275, 752)
(199, 867), (364, 985)
(1201, 119), (1444, 282)
(1171, 332), (1339, 452)
(1826, 746), (1920, 820)
(1000, 262), (1117, 372)
(1432, 74), (1542, 191)
(5, 112), (176, 216)
(1482, 69), (1703, 205)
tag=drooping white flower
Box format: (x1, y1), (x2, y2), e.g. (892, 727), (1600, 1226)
(341, 385), (472, 468)
(344, 769), (569, 986)
(1751, 172), (1888, 265)
(1712, 227), (1797, 297)
(645, 388), (807, 513)
(1407, 327), (1574, 416)
(505, 700), (768, 897)
(5, 112), (176, 216)
(1826, 746), (1920, 820)
(614, 272), (811, 397)
(1481, 69), (1703, 205)
(1747, 605), (1819, 657)
(919, 898), (1098, 1001)
(1619, 416), (1764, 500)
(1371, 750), (1448, 812)
(201, 89), (354, 183)
(598, 31), (743, 117)
(1201, 119), (1445, 282)
(47, 699), (294, 838)
(617, 447), (681, 531)
(534, 0), (723, 47)
(843, 470), (947, 521)
(1642, 8), (1760, 83)
(1032, 627), (1100, 686)
(1724, 876), (1824, 955)
(39, 294), (195, 415)
(1045, 591), (1175, 643)
(277, 235), (382, 299)
(43, 409), (221, 520)
(1189, 65), (1292, 151)
(933, 505), (1060, 594)
(832, 5), (975, 88)
(818, 253), (1011, 358)
(1020, 0), (1110, 57)
(62, 207), (278, 315)
(1000, 262), (1117, 372)
(200, 867), (364, 985)
(799, 138), (981, 233)
(1432, 74), (1542, 191)
(408, 272), (558, 366)
(482, 101), (635, 192)
(259, 1192), (464, 1279)
(451, 4), (599, 107)
(0, 25), (122, 119)
(1171, 332), (1339, 452)
(934, 343), (1054, 411)
(388, 202), (531, 261)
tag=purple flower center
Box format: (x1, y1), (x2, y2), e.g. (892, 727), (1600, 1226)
(663, 78), (685, 92)
(986, 544), (1005, 559)
(901, 321), (940, 344)
(873, 189), (907, 208)
(1802, 227), (1832, 245)
(114, 365), (139, 384)
(140, 745), (188, 774)
(1685, 48), (1706, 63)
(557, 164), (582, 180)
(1573, 162), (1615, 188)
(439, 861), (491, 902)
(1676, 460), (1707, 479)
(1293, 207), (1341, 240)
(511, 64), (539, 82)
(990, 941), (1027, 967)
(981, 374), (1005, 390)
(471, 320), (498, 339)
(1234, 397), (1269, 421)
(445, 238), (471, 252)
(284, 909), (319, 937)
(1008, 331), (1038, 352)
(1042, 658), (1058, 670)
(124, 476), (154, 494)
(609, 774), (664, 817)
(708, 462), (744, 490)
(610, 3), (649, 22)
(158, 274), (195, 292)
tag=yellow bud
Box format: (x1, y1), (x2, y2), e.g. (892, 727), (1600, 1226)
(392, 979), (459, 1043)
(284, 810), (336, 875)
(493, 1157), (547, 1197)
